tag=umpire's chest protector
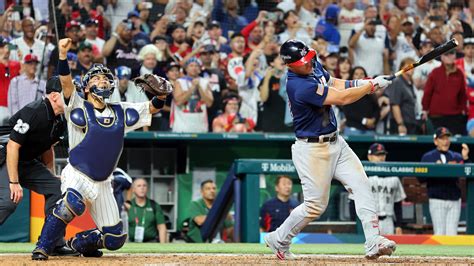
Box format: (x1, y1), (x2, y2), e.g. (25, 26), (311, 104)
(69, 101), (125, 181)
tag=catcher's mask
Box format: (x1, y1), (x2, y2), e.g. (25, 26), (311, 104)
(82, 64), (115, 102)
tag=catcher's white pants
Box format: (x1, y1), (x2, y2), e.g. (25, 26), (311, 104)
(273, 136), (380, 247)
(379, 216), (395, 235)
(61, 164), (120, 230)
(429, 198), (461, 235)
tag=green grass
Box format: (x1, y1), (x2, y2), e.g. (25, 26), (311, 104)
(0, 243), (473, 257)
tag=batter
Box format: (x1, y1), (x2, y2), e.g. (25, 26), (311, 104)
(31, 38), (172, 260)
(264, 39), (396, 260)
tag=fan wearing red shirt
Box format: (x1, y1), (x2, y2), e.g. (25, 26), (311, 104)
(422, 49), (467, 135)
(0, 36), (21, 125)
(169, 25), (192, 59)
(455, 37), (474, 136)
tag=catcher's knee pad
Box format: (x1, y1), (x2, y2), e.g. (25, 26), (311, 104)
(101, 221), (127, 250)
(125, 108), (139, 127)
(68, 229), (102, 254)
(53, 188), (85, 223)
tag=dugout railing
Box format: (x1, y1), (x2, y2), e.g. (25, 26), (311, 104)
(201, 159), (474, 243)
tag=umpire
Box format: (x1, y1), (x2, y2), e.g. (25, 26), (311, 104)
(0, 76), (77, 256)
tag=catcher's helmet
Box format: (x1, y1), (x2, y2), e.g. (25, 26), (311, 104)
(115, 66), (132, 80)
(82, 64), (115, 100)
(280, 39), (316, 67)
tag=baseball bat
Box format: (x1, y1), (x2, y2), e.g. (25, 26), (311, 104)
(386, 38), (458, 80)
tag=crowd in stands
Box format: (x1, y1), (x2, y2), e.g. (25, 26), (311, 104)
(1, 0), (474, 135)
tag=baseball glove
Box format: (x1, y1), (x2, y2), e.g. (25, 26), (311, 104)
(134, 74), (173, 97)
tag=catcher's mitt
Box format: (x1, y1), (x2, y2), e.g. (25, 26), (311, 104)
(134, 74), (173, 97)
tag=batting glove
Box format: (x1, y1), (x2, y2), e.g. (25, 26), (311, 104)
(372, 75), (392, 89)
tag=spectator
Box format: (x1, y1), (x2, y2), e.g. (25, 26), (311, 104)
(352, 5), (386, 40)
(187, 21), (206, 47)
(295, 0), (318, 31)
(257, 54), (289, 132)
(0, 36), (21, 125)
(315, 4), (341, 48)
(420, 127), (468, 235)
(169, 24), (192, 59)
(102, 21), (139, 72)
(260, 175), (299, 232)
(71, 42), (93, 78)
(220, 33), (246, 92)
(153, 61), (182, 132)
(136, 3), (153, 34)
(323, 52), (339, 77)
(149, 0), (168, 25)
(239, 47), (264, 124)
(457, 37), (474, 136)
(131, 44), (162, 79)
(240, 11), (266, 54)
(84, 18), (105, 55)
(413, 40), (441, 120)
(171, 57), (213, 132)
(205, 20), (231, 56)
(150, 15), (170, 42)
(48, 21), (81, 78)
(422, 50), (467, 135)
(152, 35), (179, 75)
(278, 10), (313, 46)
(110, 66), (149, 104)
(387, 16), (419, 72)
(8, 54), (45, 116)
(172, 6), (188, 26)
(447, 1), (472, 38)
(212, 0), (248, 39)
(386, 57), (418, 135)
(200, 44), (227, 128)
(212, 93), (255, 132)
(342, 66), (380, 136)
(349, 18), (388, 77)
(349, 143), (406, 235)
(338, 0), (364, 48)
(186, 180), (233, 243)
(9, 18), (45, 76)
(451, 31), (465, 59)
(189, 0), (212, 22)
(127, 178), (168, 243)
(335, 56), (351, 80)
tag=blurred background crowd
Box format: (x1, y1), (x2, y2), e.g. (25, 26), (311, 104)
(1, 0), (474, 136)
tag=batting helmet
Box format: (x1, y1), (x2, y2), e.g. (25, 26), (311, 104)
(280, 39), (316, 67)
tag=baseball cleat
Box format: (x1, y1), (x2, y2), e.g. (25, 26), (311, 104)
(364, 236), (397, 260)
(264, 232), (296, 260)
(51, 245), (80, 256)
(31, 248), (48, 260)
(82, 250), (104, 257)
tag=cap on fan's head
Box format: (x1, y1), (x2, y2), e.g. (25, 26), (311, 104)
(434, 127), (452, 139)
(368, 143), (387, 155)
(280, 39), (316, 67)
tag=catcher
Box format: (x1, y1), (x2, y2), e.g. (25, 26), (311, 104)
(32, 38), (172, 260)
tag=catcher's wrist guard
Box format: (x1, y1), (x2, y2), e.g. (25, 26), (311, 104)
(58, 59), (70, 76)
(151, 96), (165, 109)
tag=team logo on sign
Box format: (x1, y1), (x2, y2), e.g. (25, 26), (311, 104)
(13, 119), (30, 134)
(261, 163), (269, 172)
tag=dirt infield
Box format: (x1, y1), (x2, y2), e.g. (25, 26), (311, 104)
(1, 254), (473, 265)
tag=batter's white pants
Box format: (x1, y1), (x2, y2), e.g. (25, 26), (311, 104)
(429, 198), (461, 235)
(273, 136), (380, 247)
(61, 164), (121, 230)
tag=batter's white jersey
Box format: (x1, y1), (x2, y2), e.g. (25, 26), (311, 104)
(60, 91), (152, 229)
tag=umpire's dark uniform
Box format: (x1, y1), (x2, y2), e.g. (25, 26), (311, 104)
(0, 77), (76, 255)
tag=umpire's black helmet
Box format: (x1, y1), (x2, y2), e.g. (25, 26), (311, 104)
(280, 39), (316, 67)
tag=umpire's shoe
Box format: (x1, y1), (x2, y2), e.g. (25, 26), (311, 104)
(51, 245), (80, 256)
(31, 248), (48, 260)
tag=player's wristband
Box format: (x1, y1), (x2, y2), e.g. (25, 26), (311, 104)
(345, 79), (370, 89)
(9, 181), (19, 184)
(57, 59), (70, 76)
(151, 96), (165, 109)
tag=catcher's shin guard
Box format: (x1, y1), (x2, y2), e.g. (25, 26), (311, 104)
(35, 188), (85, 254)
(68, 221), (127, 255)
(102, 221), (127, 250)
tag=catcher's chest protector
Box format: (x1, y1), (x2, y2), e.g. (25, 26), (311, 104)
(69, 102), (125, 181)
